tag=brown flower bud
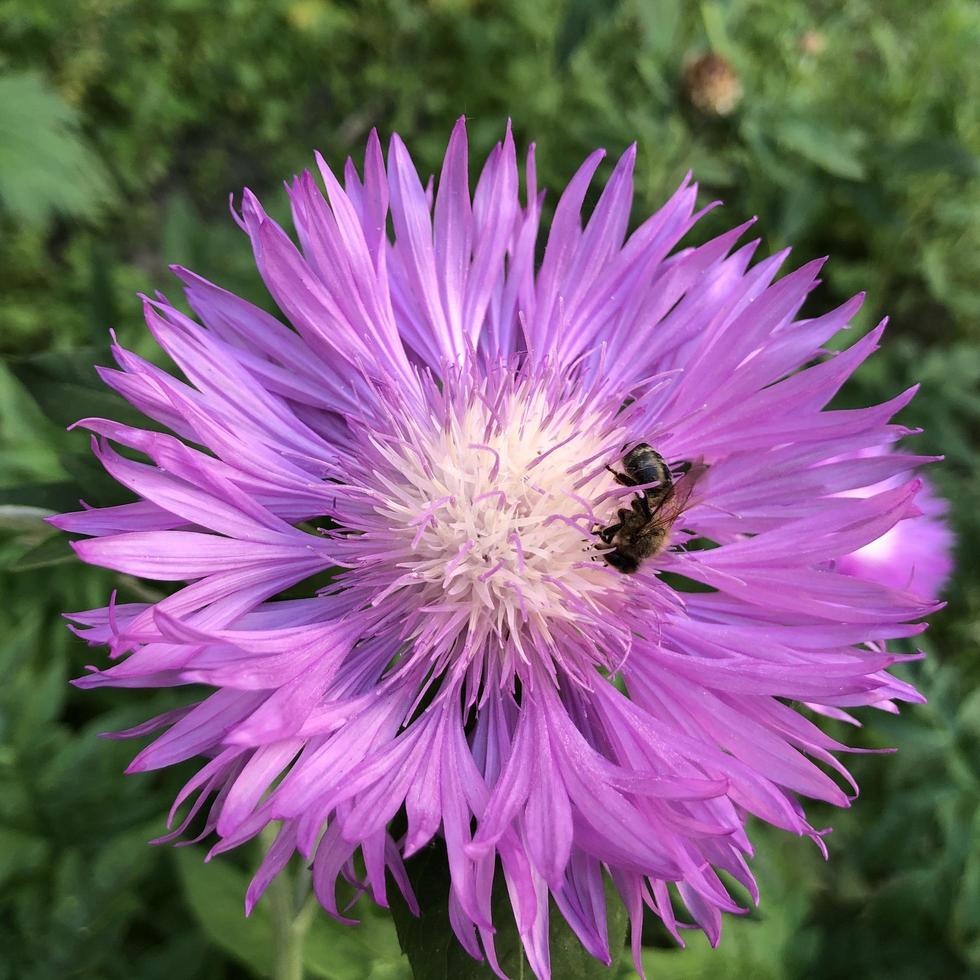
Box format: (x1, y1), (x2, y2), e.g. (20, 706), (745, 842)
(799, 31), (827, 56)
(682, 53), (743, 117)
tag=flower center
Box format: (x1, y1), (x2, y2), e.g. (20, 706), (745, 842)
(417, 398), (609, 597)
(392, 389), (615, 609)
(344, 366), (640, 685)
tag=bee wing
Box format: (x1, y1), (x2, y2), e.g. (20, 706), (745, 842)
(652, 459), (708, 522)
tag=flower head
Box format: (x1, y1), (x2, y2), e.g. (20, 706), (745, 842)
(835, 450), (954, 597)
(55, 119), (941, 978)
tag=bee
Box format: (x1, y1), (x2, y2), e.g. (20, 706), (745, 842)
(596, 443), (704, 574)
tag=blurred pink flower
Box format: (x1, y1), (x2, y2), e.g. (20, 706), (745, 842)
(836, 462), (954, 597)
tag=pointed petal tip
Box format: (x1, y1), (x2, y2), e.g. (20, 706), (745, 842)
(239, 187), (264, 224)
(228, 191), (247, 232)
(364, 127), (383, 160)
(387, 130), (407, 156)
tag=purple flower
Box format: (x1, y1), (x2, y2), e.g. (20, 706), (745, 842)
(834, 450), (954, 597)
(54, 120), (941, 978)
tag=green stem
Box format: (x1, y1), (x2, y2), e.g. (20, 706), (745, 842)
(263, 825), (312, 980)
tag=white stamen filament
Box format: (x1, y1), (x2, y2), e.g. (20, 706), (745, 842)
(371, 383), (623, 640)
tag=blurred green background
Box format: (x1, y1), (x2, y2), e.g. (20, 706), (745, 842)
(1, 0), (979, 977)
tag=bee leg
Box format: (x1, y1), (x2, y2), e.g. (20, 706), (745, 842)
(597, 522), (621, 545)
(632, 494), (652, 521)
(644, 488), (670, 514)
(606, 465), (638, 488)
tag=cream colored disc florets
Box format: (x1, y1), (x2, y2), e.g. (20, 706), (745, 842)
(368, 383), (625, 646)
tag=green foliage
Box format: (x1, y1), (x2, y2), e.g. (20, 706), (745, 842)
(0, 559), (228, 980)
(637, 827), (822, 979)
(175, 846), (409, 979)
(0, 72), (112, 225)
(2, 0), (979, 356)
(0, 0), (978, 977)
(389, 844), (628, 979)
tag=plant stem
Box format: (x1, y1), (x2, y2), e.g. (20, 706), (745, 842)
(263, 825), (311, 980)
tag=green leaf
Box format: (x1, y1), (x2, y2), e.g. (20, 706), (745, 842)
(0, 504), (54, 532)
(11, 377), (134, 433)
(953, 810), (980, 942)
(7, 346), (109, 391)
(0, 482), (84, 512)
(11, 644), (68, 737)
(4, 345), (153, 433)
(700, 1), (735, 59)
(887, 137), (979, 178)
(304, 899), (410, 980)
(772, 119), (867, 181)
(175, 849), (275, 978)
(555, 0), (621, 69)
(0, 827), (51, 889)
(636, 0), (681, 59)
(176, 847), (410, 980)
(88, 241), (121, 346)
(0, 72), (113, 225)
(639, 829), (819, 980)
(390, 844), (627, 980)
(956, 687), (980, 739)
(4, 531), (75, 571)
(59, 451), (133, 507)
